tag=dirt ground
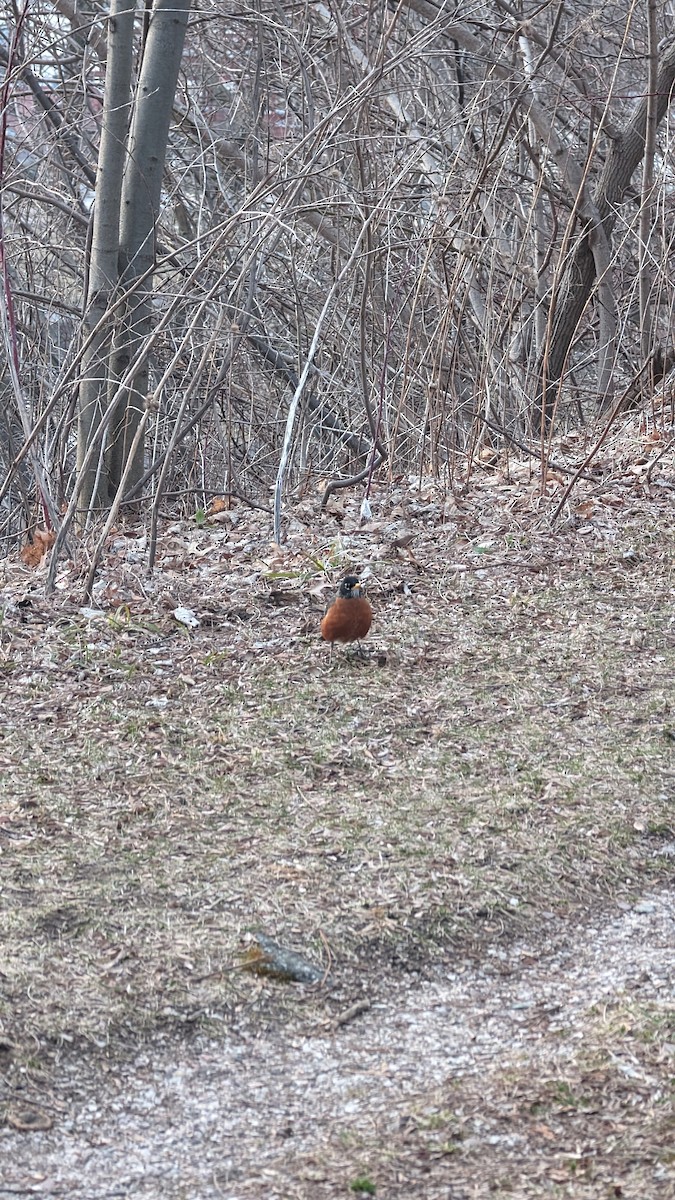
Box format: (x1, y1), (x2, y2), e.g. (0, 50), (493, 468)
(1, 890), (674, 1199)
(1, 431), (674, 1197)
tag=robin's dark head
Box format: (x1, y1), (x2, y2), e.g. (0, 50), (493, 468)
(338, 575), (363, 599)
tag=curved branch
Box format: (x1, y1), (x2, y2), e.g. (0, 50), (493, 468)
(537, 36), (675, 423)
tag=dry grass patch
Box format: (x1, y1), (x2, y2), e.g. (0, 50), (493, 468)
(0, 477), (673, 1197)
(1, 508), (673, 1055)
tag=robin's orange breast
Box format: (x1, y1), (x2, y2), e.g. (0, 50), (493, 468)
(320, 596), (372, 643)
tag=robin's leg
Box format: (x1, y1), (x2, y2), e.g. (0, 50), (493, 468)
(347, 640), (370, 660)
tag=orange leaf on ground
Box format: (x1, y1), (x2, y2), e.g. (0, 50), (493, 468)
(20, 529), (55, 567)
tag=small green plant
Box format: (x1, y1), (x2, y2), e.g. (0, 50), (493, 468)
(350, 1177), (376, 1195)
(552, 1080), (580, 1108)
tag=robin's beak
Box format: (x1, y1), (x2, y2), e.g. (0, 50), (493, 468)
(352, 583), (363, 595)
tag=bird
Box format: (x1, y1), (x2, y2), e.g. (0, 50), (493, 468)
(321, 575), (372, 650)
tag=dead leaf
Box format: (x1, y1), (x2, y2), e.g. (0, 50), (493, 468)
(20, 529), (55, 567)
(7, 1106), (54, 1132)
(531, 1122), (557, 1140)
(207, 497), (229, 516)
(173, 607), (200, 630)
(575, 500), (596, 519)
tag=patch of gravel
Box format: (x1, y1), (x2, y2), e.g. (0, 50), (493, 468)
(2, 889), (673, 1199)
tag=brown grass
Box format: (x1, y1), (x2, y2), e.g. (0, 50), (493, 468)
(0, 467), (673, 1196)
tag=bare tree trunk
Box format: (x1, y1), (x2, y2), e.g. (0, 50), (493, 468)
(77, 0), (135, 521)
(537, 36), (675, 425)
(106, 0), (191, 498)
(638, 0), (659, 377)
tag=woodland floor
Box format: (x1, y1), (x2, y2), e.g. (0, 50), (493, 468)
(0, 416), (674, 1198)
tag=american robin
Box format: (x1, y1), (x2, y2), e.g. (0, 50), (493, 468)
(321, 575), (372, 647)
